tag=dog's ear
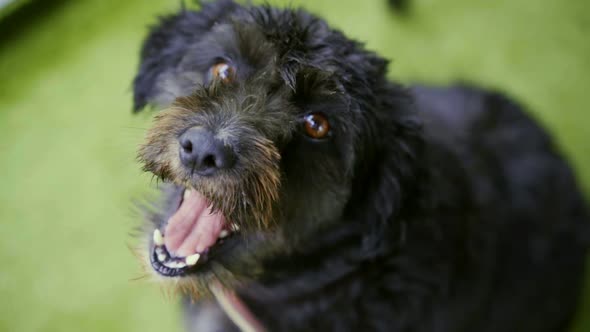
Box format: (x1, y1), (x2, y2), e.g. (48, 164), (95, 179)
(376, 87), (422, 222)
(132, 0), (239, 112)
(347, 83), (423, 247)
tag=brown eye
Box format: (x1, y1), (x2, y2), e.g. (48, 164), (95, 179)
(210, 62), (235, 83)
(303, 113), (330, 139)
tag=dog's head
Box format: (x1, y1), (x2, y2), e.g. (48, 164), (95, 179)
(134, 0), (421, 295)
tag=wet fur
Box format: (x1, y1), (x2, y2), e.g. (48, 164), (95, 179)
(133, 1), (589, 331)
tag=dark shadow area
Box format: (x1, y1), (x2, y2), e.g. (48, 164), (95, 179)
(0, 0), (69, 48)
(388, 0), (411, 14)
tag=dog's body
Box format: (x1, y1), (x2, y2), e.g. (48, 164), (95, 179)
(133, 1), (589, 331)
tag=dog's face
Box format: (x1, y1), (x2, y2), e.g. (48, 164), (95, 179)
(134, 1), (406, 295)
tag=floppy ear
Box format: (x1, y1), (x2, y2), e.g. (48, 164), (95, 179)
(373, 87), (423, 224)
(132, 0), (239, 112)
(346, 81), (424, 248)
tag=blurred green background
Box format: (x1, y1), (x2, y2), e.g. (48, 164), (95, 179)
(0, 0), (588, 331)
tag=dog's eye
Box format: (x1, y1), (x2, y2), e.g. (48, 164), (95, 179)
(210, 62), (235, 83)
(303, 113), (330, 139)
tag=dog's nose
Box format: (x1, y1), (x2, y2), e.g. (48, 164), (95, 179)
(178, 127), (236, 176)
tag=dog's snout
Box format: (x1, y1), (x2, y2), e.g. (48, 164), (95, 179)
(178, 127), (236, 176)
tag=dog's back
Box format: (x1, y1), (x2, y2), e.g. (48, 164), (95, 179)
(412, 85), (589, 332)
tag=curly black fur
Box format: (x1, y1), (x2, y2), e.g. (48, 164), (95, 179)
(133, 1), (589, 331)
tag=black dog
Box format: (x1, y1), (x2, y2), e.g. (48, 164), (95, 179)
(132, 1), (589, 331)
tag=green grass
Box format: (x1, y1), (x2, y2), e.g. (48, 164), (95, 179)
(0, 0), (588, 331)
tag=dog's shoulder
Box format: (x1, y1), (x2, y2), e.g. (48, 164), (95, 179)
(409, 85), (545, 147)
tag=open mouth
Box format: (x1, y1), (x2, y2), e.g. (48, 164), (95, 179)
(150, 189), (239, 277)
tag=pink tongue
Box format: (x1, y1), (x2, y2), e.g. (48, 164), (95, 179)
(164, 190), (225, 257)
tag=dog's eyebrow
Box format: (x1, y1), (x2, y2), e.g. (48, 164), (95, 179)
(278, 62), (299, 90)
(291, 67), (340, 99)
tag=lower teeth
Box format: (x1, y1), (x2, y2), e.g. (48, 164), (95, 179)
(154, 246), (189, 269)
(152, 226), (236, 270)
(185, 253), (200, 266)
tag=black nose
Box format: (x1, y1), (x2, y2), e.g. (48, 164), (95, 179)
(178, 127), (236, 176)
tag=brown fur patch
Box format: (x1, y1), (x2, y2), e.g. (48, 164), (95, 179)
(138, 94), (282, 231)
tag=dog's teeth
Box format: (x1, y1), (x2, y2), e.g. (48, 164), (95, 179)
(157, 254), (167, 262)
(231, 223), (240, 231)
(174, 261), (187, 269)
(183, 189), (191, 200)
(185, 253), (200, 266)
(153, 229), (164, 246)
(219, 230), (229, 238)
(163, 260), (183, 269)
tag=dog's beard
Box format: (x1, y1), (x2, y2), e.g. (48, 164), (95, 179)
(139, 103), (282, 228)
(137, 102), (283, 295)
